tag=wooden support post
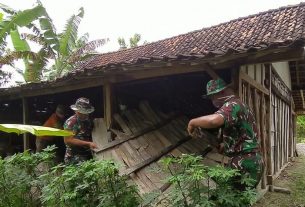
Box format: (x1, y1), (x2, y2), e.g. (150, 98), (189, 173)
(260, 94), (267, 189)
(238, 66), (243, 98)
(266, 64), (273, 184)
(103, 82), (113, 130)
(231, 67), (239, 93)
(22, 98), (30, 151)
(204, 64), (220, 80)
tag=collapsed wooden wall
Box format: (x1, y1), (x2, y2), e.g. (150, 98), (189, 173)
(93, 101), (226, 194)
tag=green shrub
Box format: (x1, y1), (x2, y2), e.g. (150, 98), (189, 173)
(0, 146), (140, 207)
(297, 116), (305, 143)
(0, 146), (56, 207)
(149, 154), (257, 207)
(40, 159), (140, 207)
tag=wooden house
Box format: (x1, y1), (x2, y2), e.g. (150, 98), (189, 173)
(1, 2), (305, 196)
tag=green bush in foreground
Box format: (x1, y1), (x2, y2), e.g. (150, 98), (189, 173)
(41, 159), (140, 207)
(0, 147), (140, 207)
(0, 148), (257, 207)
(149, 154), (257, 207)
(0, 146), (56, 207)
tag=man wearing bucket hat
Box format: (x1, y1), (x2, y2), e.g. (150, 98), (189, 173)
(63, 97), (97, 164)
(187, 78), (264, 190)
(36, 104), (67, 162)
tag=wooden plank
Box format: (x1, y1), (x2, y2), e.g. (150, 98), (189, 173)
(92, 118), (111, 148)
(273, 186), (291, 194)
(121, 136), (192, 176)
(260, 94), (267, 189)
(139, 101), (162, 124)
(253, 90), (266, 189)
(266, 64), (274, 179)
(275, 96), (280, 173)
(113, 113), (133, 135)
(239, 67), (243, 98)
(240, 71), (269, 95)
(120, 106), (168, 191)
(96, 114), (178, 153)
(103, 82), (113, 130)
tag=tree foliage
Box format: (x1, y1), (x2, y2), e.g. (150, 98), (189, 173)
(296, 115), (305, 143)
(0, 2), (108, 84)
(118, 33), (146, 49)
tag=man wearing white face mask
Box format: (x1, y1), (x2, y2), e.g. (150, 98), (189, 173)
(187, 79), (264, 190)
(64, 97), (97, 164)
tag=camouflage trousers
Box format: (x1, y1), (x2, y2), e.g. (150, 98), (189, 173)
(227, 152), (264, 190)
(64, 150), (93, 165)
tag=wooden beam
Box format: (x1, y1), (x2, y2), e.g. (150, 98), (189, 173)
(106, 64), (208, 83)
(203, 64), (220, 80)
(208, 47), (305, 66)
(241, 47), (305, 65)
(1, 78), (104, 101)
(103, 82), (113, 129)
(296, 61), (300, 85)
(273, 186), (291, 194)
(22, 98), (30, 151)
(301, 90), (305, 109)
(240, 71), (269, 95)
(271, 83), (291, 105)
(266, 63), (274, 179)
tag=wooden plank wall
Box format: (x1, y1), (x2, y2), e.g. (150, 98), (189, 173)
(239, 64), (295, 189)
(239, 64), (268, 190)
(270, 68), (293, 177)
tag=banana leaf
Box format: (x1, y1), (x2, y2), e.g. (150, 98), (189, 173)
(0, 124), (73, 137)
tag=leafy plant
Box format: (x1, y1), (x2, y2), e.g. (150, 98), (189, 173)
(0, 146), (56, 207)
(150, 154), (257, 207)
(0, 2), (108, 84)
(296, 115), (305, 143)
(0, 146), (140, 207)
(40, 159), (140, 207)
(0, 123), (74, 136)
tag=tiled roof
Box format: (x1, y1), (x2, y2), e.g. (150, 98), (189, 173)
(79, 2), (305, 71)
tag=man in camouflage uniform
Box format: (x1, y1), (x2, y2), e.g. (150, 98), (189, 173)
(187, 78), (264, 190)
(64, 97), (97, 164)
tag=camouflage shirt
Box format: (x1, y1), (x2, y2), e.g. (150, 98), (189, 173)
(64, 114), (93, 161)
(215, 96), (259, 156)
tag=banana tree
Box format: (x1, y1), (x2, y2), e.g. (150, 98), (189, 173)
(18, 5), (108, 80)
(45, 7), (108, 79)
(0, 3), (48, 83)
(0, 2), (108, 84)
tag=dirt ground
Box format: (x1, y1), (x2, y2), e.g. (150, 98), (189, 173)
(253, 145), (305, 207)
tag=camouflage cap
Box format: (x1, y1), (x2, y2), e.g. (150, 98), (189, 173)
(203, 79), (228, 98)
(70, 97), (95, 114)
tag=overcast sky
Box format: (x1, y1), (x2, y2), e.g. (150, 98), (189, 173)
(1, 0), (304, 86)
(2, 0), (304, 52)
